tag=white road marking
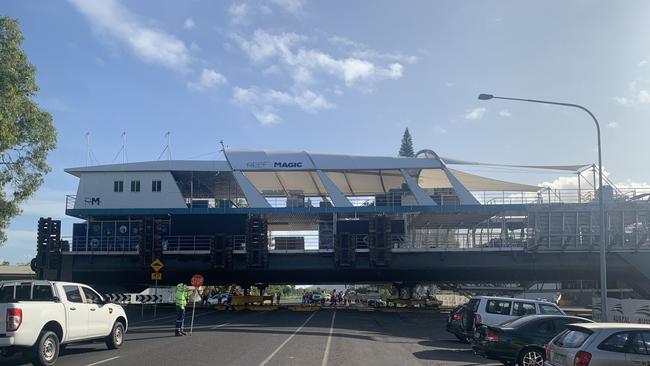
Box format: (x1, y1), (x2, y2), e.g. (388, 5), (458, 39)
(212, 322), (230, 329)
(258, 311), (317, 366)
(321, 311), (336, 366)
(85, 356), (120, 366)
(129, 310), (214, 328)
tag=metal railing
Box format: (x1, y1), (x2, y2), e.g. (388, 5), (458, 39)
(162, 236), (212, 252)
(70, 237), (139, 253)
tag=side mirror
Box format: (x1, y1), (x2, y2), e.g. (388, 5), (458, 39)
(52, 296), (61, 303)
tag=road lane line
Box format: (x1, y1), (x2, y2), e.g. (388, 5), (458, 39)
(258, 311), (317, 366)
(321, 311), (336, 366)
(85, 356), (120, 366)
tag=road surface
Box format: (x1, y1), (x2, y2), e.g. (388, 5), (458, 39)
(2, 307), (501, 366)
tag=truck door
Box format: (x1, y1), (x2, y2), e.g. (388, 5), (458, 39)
(81, 286), (112, 338)
(61, 285), (90, 340)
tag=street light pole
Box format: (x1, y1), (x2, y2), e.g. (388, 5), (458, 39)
(477, 94), (608, 321)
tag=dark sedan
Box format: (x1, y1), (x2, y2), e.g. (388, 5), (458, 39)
(472, 315), (592, 366)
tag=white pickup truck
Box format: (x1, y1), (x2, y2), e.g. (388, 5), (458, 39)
(0, 280), (128, 366)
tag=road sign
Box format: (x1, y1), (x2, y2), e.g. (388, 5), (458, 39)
(104, 293), (131, 303)
(135, 294), (163, 303)
(150, 258), (164, 272)
(151, 272), (162, 280)
(191, 274), (204, 288)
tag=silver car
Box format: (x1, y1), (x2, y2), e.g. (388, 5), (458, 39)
(545, 323), (650, 366)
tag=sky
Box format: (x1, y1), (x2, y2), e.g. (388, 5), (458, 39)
(1, 0), (650, 263)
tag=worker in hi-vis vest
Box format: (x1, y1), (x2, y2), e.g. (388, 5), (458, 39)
(175, 283), (192, 336)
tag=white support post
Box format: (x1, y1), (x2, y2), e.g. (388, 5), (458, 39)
(442, 168), (480, 205)
(232, 171), (272, 208)
(399, 169), (437, 206)
(316, 170), (353, 207)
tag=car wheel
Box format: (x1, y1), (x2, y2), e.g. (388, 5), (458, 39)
(105, 321), (125, 349)
(454, 334), (470, 343)
(518, 347), (545, 366)
(33, 330), (59, 366)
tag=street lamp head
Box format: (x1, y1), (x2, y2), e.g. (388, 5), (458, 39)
(478, 93), (494, 100)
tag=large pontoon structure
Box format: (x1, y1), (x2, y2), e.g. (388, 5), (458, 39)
(33, 149), (650, 294)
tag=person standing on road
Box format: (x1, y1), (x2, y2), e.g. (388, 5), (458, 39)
(175, 283), (190, 336)
(275, 292), (281, 305)
(201, 287), (210, 305)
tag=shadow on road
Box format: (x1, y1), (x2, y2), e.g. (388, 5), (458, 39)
(413, 349), (493, 364)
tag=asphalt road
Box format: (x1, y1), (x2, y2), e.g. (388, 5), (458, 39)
(2, 307), (501, 366)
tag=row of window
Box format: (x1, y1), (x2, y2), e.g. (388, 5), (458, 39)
(114, 180), (162, 193)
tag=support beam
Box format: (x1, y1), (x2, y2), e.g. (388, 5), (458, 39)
(400, 169), (437, 206)
(232, 171), (271, 208)
(316, 170), (353, 207)
(442, 168), (481, 205)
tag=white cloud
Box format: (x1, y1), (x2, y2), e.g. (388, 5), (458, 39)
(233, 86), (333, 113)
(228, 2), (250, 25)
(233, 29), (406, 88)
(445, 82), (455, 87)
(328, 35), (418, 64)
(16, 187), (70, 220)
(252, 106), (281, 125)
(69, 0), (192, 72)
(435, 125), (448, 134)
(607, 121), (619, 129)
(638, 90), (650, 103)
(639, 59), (648, 67)
(498, 109), (511, 117)
(232, 86), (333, 124)
(187, 68), (228, 92)
(269, 0), (305, 15)
(189, 42), (201, 52)
(183, 18), (195, 30)
(464, 107), (487, 120)
(613, 96), (634, 106)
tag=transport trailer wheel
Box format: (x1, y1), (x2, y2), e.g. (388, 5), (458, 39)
(518, 347), (545, 366)
(33, 331), (59, 366)
(106, 322), (125, 349)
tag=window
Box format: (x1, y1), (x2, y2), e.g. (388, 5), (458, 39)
(81, 287), (102, 304)
(536, 320), (555, 334)
(152, 180), (162, 192)
(539, 303), (563, 315)
(33, 285), (55, 301)
(63, 285), (83, 303)
(485, 300), (512, 315)
(130, 180), (141, 192)
(15, 283), (31, 301)
(631, 332), (650, 355)
(513, 302), (536, 316)
(598, 332), (632, 353)
(553, 329), (592, 348)
(114, 180), (124, 192)
(0, 285), (14, 302)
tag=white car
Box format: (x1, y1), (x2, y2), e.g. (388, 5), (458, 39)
(0, 280), (128, 366)
(468, 296), (565, 327)
(545, 323), (650, 366)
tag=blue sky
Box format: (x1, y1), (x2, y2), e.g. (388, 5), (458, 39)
(2, 0), (650, 263)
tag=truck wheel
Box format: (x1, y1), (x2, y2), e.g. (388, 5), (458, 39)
(105, 322), (125, 350)
(32, 330), (59, 366)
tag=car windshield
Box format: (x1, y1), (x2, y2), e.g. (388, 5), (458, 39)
(553, 328), (593, 348)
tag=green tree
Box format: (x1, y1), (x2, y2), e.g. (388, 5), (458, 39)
(398, 127), (414, 157)
(0, 17), (56, 244)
